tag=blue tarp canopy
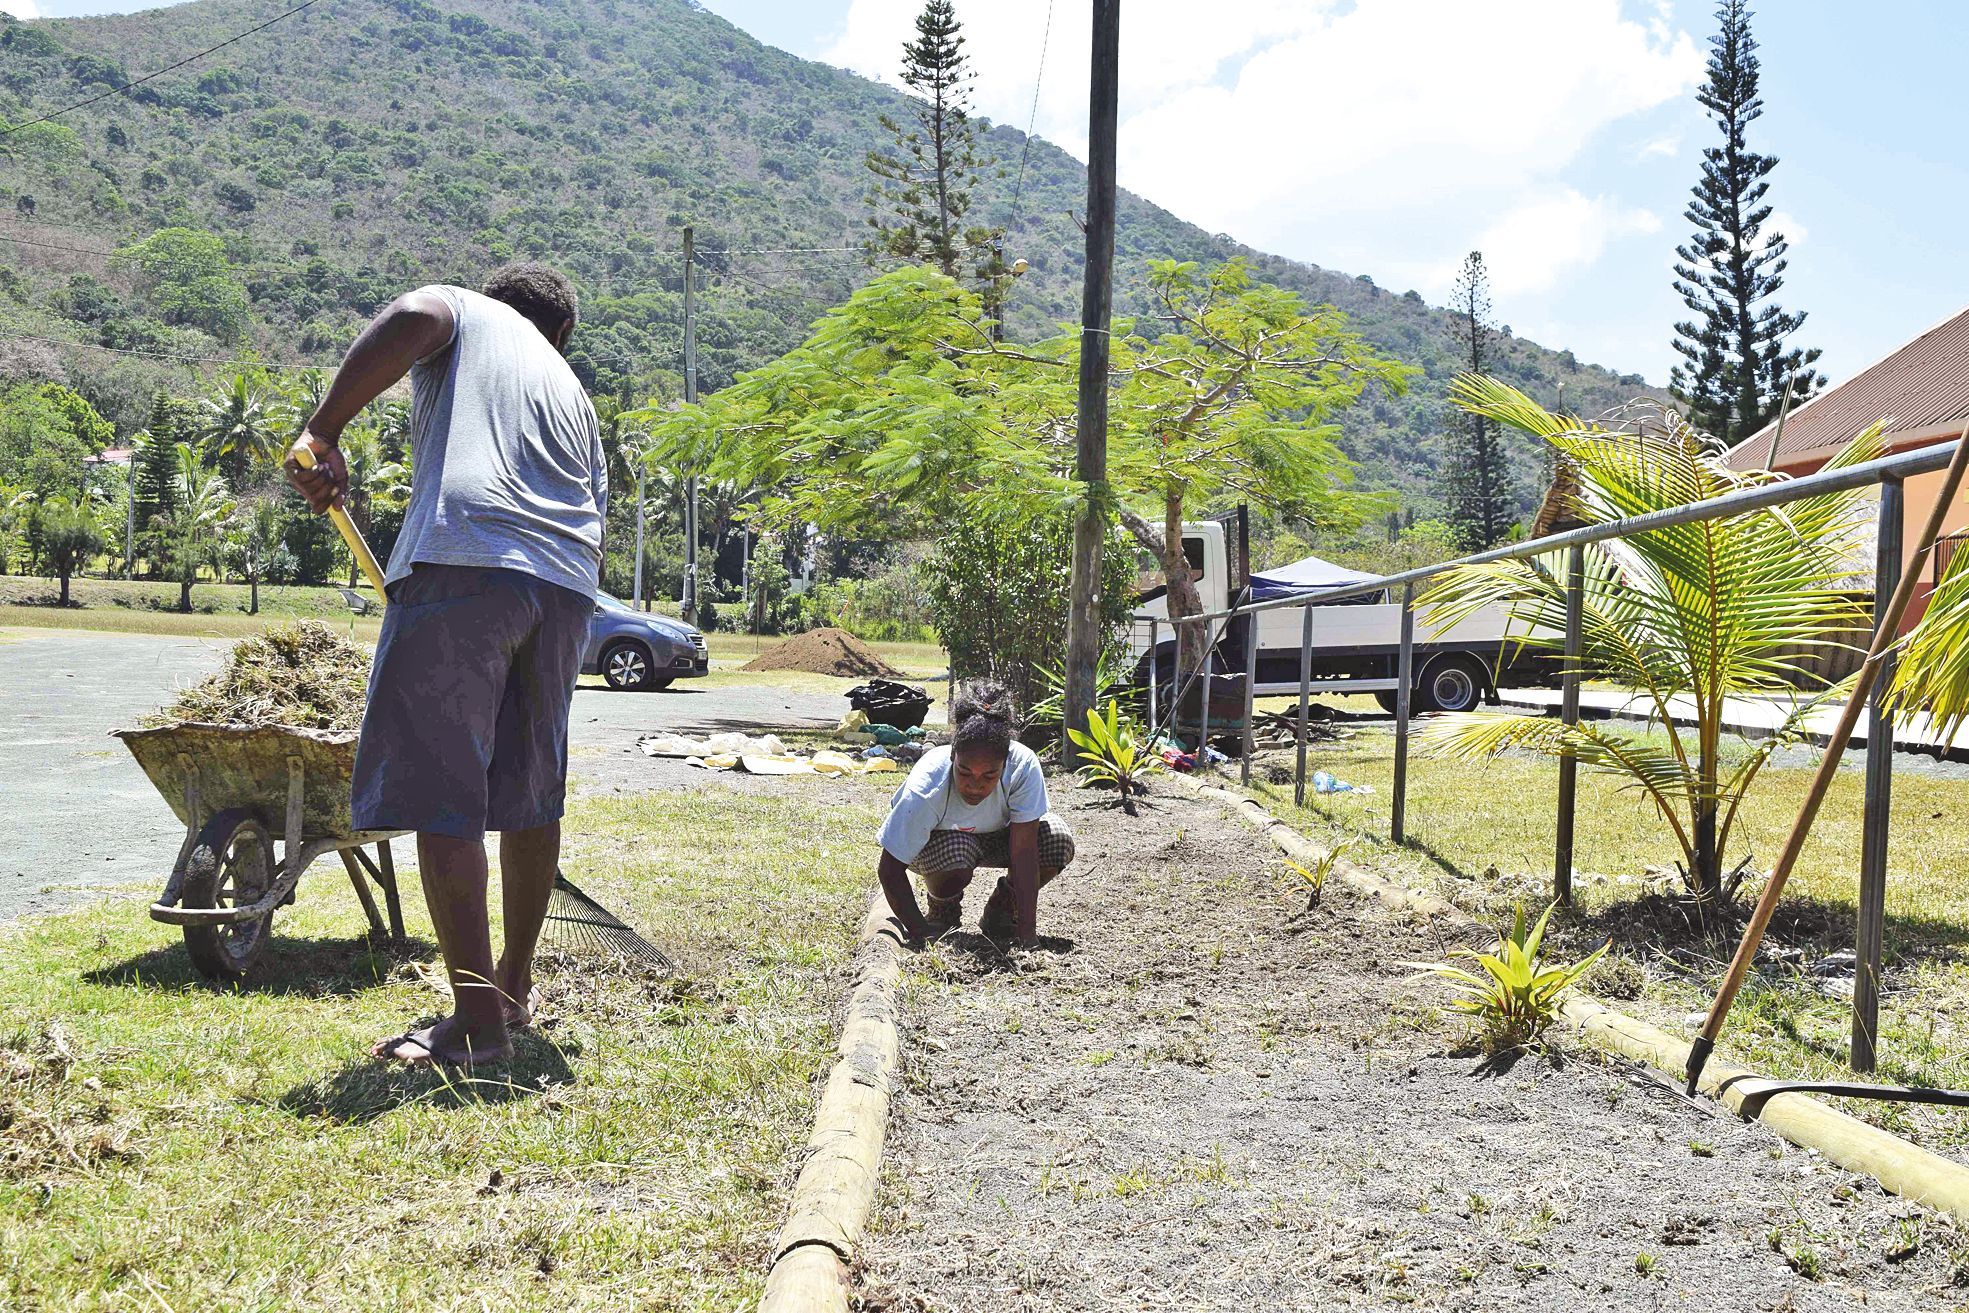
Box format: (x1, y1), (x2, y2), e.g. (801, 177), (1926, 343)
(1248, 552), (1381, 603)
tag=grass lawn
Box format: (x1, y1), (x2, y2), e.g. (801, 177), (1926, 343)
(1235, 710), (1969, 1146)
(0, 576), (385, 643)
(0, 782), (893, 1310)
(0, 576), (947, 676)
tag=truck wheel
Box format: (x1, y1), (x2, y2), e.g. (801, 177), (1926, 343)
(182, 808), (276, 982)
(1416, 657), (1486, 714)
(1374, 690), (1399, 715)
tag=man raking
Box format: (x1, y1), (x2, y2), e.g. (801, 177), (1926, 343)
(288, 264), (605, 1068)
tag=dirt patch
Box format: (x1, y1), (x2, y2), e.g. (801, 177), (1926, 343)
(858, 777), (1964, 1310)
(741, 627), (905, 679)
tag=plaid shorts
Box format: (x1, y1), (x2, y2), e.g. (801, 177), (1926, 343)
(910, 813), (1077, 877)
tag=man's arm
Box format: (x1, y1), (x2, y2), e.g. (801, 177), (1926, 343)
(877, 848), (931, 943)
(285, 290), (455, 513)
(1008, 819), (1040, 941)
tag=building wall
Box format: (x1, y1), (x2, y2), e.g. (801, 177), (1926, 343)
(1776, 439), (1967, 635)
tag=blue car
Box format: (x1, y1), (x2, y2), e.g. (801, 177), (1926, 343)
(583, 592), (710, 690)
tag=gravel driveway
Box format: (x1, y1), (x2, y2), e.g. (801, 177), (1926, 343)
(0, 626), (846, 922)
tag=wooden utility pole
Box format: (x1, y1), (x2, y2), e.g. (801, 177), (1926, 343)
(682, 226), (699, 620)
(1062, 0), (1119, 741)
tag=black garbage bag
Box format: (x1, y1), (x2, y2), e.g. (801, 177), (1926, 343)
(846, 678), (931, 730)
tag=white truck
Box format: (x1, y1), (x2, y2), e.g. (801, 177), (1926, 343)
(1128, 519), (1552, 715)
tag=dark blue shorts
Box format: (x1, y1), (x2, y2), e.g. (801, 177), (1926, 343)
(351, 564), (591, 840)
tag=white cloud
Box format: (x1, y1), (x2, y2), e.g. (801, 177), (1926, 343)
(1766, 208), (1807, 246)
(821, 1), (1701, 243)
(0, 1), (40, 18)
(1637, 135), (1681, 159)
(1424, 190), (1662, 297)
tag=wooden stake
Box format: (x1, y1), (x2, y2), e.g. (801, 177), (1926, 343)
(1687, 424), (1969, 1094)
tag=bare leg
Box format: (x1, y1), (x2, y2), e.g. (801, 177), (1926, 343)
(373, 831), (511, 1066)
(496, 821), (560, 1020)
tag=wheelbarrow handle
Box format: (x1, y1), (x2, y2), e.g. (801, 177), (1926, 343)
(292, 443), (390, 601)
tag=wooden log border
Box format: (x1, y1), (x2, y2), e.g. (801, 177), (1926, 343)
(1180, 775), (1969, 1220)
(760, 894), (909, 1313)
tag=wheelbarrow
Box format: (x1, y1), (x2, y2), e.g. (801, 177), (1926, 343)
(114, 722), (410, 982)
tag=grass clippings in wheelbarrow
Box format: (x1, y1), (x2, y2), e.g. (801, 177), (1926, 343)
(142, 621), (371, 731)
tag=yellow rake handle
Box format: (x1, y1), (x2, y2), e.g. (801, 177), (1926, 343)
(292, 443), (389, 601)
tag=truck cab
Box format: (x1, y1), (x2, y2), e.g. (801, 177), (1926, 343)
(1128, 521), (1549, 714)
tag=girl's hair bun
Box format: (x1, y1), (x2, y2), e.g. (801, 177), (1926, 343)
(952, 681), (1017, 756)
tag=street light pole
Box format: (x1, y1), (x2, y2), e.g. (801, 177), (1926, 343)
(1062, 0), (1120, 742)
(682, 225), (699, 622)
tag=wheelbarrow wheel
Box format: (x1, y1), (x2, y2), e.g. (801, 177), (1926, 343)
(182, 808), (277, 981)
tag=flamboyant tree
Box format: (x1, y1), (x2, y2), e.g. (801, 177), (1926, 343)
(640, 260), (1410, 674)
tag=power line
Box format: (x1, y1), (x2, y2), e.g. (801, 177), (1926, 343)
(1, 331), (318, 371)
(1009, 0), (1058, 219)
(1, 0), (328, 137)
(700, 245), (859, 256)
(0, 234), (122, 258)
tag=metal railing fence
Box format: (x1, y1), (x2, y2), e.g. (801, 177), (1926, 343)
(1135, 436), (1960, 1076)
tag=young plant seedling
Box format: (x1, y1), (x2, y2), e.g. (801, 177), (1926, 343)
(1285, 838), (1353, 915)
(1409, 902), (1609, 1053)
(1068, 700), (1161, 816)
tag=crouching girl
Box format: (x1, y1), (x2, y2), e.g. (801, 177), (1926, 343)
(875, 684), (1076, 943)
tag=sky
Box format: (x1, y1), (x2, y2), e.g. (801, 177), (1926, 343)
(9, 0), (1967, 389)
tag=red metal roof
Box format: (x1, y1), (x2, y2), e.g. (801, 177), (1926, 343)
(1724, 303), (1969, 470)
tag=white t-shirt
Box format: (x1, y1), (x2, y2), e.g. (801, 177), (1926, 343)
(877, 743), (1049, 865)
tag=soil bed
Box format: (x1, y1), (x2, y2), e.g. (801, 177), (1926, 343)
(859, 777), (1962, 1310)
(741, 626), (907, 679)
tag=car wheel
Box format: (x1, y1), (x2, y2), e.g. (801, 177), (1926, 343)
(601, 640), (654, 691)
(1415, 657), (1485, 714)
(651, 676), (674, 691)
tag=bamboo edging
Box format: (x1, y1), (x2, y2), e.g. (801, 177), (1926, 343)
(1179, 773), (1969, 1219)
(760, 894), (909, 1313)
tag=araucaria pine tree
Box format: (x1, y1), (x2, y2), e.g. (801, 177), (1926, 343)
(1670, 0), (1823, 445)
(864, 1), (1007, 305)
(1443, 252), (1514, 548)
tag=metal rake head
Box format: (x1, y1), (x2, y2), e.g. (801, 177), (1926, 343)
(544, 871), (676, 976)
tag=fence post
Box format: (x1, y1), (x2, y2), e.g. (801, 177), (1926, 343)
(1554, 542), (1586, 906)
(1392, 584), (1415, 844)
(1146, 617), (1160, 739)
(1239, 605), (1259, 785)
(1295, 603), (1314, 807)
(1199, 618), (1214, 772)
(1853, 476), (1904, 1073)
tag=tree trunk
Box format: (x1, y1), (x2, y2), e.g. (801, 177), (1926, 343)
(180, 575), (193, 613)
(58, 569), (70, 607)
(1689, 727), (1721, 900)
(249, 565), (259, 616)
(1117, 491), (1205, 686)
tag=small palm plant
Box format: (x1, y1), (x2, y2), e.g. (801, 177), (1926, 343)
(1892, 550), (1969, 738)
(1068, 700), (1160, 816)
(1414, 902), (1608, 1052)
(1417, 375), (1883, 907)
(1285, 838), (1353, 915)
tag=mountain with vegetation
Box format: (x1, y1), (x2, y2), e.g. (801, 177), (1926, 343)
(0, 0), (1660, 521)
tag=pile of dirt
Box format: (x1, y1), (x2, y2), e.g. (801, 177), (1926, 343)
(143, 621), (371, 731)
(741, 627), (905, 679)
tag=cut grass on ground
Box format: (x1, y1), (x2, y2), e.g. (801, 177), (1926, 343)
(0, 784), (889, 1311)
(1234, 713), (1969, 1148)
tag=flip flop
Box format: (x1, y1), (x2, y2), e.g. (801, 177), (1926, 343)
(503, 984), (546, 1030)
(373, 1025), (511, 1070)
